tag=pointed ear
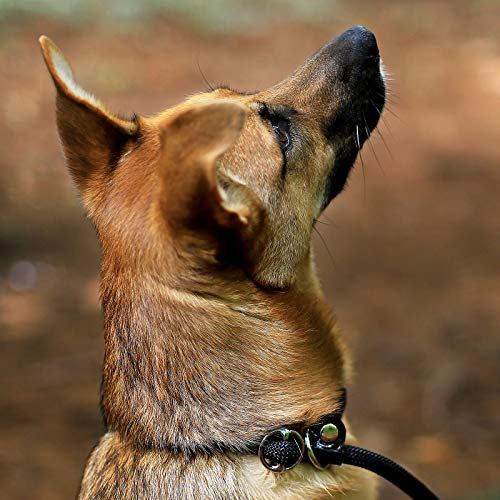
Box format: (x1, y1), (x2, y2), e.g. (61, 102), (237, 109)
(160, 101), (265, 235)
(39, 36), (138, 200)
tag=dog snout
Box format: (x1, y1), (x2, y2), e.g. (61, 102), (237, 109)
(270, 26), (383, 109)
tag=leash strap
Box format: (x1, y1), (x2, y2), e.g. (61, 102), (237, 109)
(258, 391), (439, 499)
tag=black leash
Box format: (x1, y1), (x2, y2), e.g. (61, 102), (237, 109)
(257, 389), (439, 499)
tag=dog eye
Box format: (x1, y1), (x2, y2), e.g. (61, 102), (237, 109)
(257, 102), (292, 153)
(272, 119), (290, 150)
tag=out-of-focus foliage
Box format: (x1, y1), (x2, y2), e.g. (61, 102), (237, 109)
(0, 0), (338, 32)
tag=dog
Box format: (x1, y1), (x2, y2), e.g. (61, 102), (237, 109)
(40, 26), (385, 498)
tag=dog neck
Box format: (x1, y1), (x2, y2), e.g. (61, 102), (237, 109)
(99, 250), (348, 453)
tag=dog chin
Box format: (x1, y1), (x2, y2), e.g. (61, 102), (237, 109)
(320, 149), (358, 211)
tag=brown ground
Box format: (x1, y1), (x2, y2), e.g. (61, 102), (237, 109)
(1, 2), (499, 499)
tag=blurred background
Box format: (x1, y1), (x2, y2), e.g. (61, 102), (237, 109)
(0, 1), (499, 498)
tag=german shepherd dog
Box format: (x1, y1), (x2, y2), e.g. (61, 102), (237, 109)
(40, 26), (385, 498)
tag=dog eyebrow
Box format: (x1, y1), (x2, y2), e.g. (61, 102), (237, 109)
(210, 84), (256, 95)
(257, 101), (297, 120)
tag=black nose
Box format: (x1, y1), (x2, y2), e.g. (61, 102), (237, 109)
(346, 26), (379, 59)
(328, 26), (380, 67)
(268, 25), (384, 113)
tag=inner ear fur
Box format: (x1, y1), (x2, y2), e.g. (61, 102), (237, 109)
(160, 101), (265, 235)
(39, 36), (138, 198)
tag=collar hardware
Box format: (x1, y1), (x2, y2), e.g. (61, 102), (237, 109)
(258, 428), (305, 472)
(256, 389), (439, 499)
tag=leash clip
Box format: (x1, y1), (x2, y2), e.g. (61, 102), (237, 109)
(305, 416), (346, 470)
(258, 428), (305, 473)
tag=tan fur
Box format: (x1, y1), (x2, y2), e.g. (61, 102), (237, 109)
(39, 28), (385, 499)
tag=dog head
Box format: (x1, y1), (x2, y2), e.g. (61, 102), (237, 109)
(40, 27), (384, 291)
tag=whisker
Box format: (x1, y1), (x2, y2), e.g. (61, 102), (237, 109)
(364, 118), (383, 174)
(376, 127), (393, 162)
(371, 100), (383, 116)
(314, 218), (330, 226)
(356, 124), (367, 200)
(196, 58), (214, 91)
(385, 91), (399, 101)
(355, 124), (366, 196)
(354, 125), (361, 150)
(372, 100), (394, 139)
(382, 94), (398, 106)
(384, 105), (401, 121)
(319, 212), (336, 226)
(313, 226), (336, 269)
(360, 150), (367, 200)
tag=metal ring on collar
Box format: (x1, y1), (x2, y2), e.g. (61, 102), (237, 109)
(305, 430), (329, 470)
(258, 428), (305, 473)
